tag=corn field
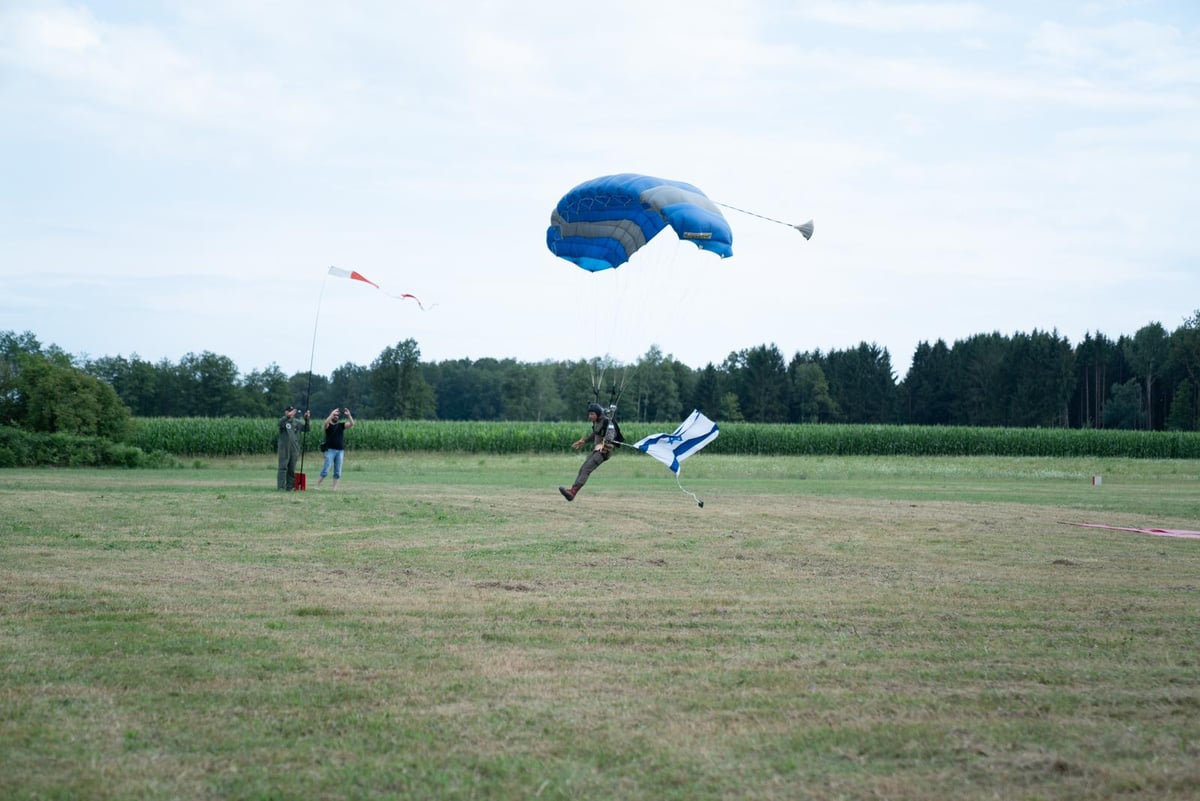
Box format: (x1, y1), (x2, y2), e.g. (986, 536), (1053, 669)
(127, 418), (1200, 459)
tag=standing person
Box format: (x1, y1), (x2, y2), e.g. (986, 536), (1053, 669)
(317, 407), (355, 490)
(559, 402), (616, 501)
(276, 405), (311, 491)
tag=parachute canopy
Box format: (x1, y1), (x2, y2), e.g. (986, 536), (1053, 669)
(547, 173), (733, 272)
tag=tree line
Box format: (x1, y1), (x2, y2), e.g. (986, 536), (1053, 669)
(3, 313), (1199, 436)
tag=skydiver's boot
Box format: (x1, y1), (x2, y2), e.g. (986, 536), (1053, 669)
(558, 485), (580, 502)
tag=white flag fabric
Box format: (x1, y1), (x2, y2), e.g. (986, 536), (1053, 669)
(633, 410), (718, 474)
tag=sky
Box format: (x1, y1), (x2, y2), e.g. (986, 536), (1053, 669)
(2, 1), (1198, 380)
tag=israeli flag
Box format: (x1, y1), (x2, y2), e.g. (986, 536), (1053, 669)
(633, 410), (719, 474)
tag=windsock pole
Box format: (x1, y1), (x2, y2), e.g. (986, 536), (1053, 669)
(298, 269), (332, 481)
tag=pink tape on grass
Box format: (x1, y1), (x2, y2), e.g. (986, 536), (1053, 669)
(1061, 521), (1200, 540)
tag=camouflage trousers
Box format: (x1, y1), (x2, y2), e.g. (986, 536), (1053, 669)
(573, 449), (610, 488)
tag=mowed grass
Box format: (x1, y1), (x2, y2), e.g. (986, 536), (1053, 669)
(1, 453), (1198, 800)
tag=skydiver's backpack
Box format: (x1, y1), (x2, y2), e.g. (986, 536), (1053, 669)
(610, 418), (625, 445)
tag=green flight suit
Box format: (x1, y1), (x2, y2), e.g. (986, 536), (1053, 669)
(277, 411), (309, 490)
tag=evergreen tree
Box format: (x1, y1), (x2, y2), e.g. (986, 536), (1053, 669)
(1001, 329), (1074, 427)
(690, 364), (723, 419)
(821, 342), (897, 424)
(901, 339), (953, 425)
(949, 332), (1008, 426)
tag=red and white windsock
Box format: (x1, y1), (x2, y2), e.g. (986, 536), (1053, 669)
(328, 266), (428, 310)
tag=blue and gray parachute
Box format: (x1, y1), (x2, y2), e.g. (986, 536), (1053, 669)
(546, 173), (733, 272)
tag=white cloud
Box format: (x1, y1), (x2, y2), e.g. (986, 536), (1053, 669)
(797, 1), (999, 33)
(1029, 18), (1200, 83)
(1, 0), (1197, 376)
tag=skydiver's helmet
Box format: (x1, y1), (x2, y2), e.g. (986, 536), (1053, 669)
(586, 403), (605, 417)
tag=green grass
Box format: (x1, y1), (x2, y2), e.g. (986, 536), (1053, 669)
(2, 454), (1198, 800)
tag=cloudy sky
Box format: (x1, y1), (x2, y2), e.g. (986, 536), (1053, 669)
(2, 1), (1197, 379)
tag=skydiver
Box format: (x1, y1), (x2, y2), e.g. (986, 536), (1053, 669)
(559, 403), (616, 501)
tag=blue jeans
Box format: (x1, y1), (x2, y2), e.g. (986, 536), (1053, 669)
(320, 448), (345, 479)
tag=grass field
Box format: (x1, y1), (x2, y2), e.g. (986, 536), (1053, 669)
(2, 453), (1198, 800)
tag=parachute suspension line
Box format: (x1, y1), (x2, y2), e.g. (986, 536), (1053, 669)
(591, 360), (628, 420)
(713, 201), (814, 239)
(590, 358), (613, 407)
(585, 358), (632, 427)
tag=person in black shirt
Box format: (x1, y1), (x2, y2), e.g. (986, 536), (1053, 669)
(316, 407), (355, 490)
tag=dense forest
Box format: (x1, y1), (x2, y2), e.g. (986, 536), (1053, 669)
(4, 313), (1200, 432)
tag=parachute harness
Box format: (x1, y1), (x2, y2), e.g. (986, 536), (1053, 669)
(589, 359), (634, 421)
(593, 360), (713, 509)
(592, 351), (712, 508)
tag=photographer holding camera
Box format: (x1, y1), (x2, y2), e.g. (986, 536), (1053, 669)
(277, 405), (311, 491)
(316, 407), (355, 490)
